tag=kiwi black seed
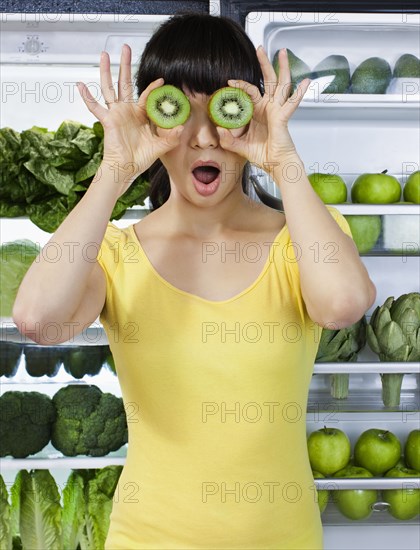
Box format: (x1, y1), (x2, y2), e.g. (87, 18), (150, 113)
(146, 85), (191, 129)
(208, 87), (254, 129)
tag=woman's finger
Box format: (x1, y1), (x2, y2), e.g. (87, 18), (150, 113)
(279, 78), (311, 120)
(273, 49), (292, 106)
(227, 79), (263, 105)
(215, 126), (247, 158)
(227, 78), (268, 122)
(150, 125), (185, 155)
(100, 51), (117, 106)
(76, 81), (108, 119)
(256, 46), (277, 99)
(137, 77), (165, 112)
(118, 44), (135, 104)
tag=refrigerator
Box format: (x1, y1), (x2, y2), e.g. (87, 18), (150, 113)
(0, 2), (419, 549)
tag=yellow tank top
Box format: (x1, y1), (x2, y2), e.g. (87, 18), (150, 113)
(98, 205), (353, 550)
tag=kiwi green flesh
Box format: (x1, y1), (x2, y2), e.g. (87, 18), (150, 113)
(146, 85), (191, 129)
(208, 87), (253, 129)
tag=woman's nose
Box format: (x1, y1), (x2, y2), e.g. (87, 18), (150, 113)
(189, 114), (219, 149)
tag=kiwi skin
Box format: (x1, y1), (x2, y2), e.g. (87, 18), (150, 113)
(146, 84), (191, 129)
(208, 87), (254, 129)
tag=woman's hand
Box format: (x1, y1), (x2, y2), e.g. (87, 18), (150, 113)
(77, 44), (184, 196)
(215, 47), (311, 172)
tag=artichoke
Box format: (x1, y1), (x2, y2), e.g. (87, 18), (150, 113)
(316, 316), (367, 399)
(366, 292), (420, 407)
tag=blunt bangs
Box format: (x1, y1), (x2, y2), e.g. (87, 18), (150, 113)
(135, 14), (264, 98)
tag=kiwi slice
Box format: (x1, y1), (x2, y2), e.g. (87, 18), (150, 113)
(146, 84), (191, 129)
(208, 87), (254, 129)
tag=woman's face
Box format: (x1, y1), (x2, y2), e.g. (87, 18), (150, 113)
(155, 90), (248, 205)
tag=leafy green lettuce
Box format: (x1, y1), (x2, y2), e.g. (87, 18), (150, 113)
(0, 475), (13, 550)
(62, 466), (123, 549)
(11, 470), (62, 550)
(0, 240), (40, 316)
(0, 121), (150, 232)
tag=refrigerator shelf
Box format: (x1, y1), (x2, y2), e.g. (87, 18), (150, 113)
(307, 390), (419, 414)
(0, 455), (126, 470)
(315, 478), (420, 490)
(0, 453), (417, 491)
(313, 363), (420, 374)
(321, 501), (419, 526)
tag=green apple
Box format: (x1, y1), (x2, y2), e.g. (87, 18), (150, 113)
(354, 428), (401, 476)
(344, 215), (382, 253)
(312, 470), (329, 514)
(307, 426), (351, 475)
(405, 430), (420, 471)
(333, 465), (378, 520)
(351, 170), (402, 203)
(383, 467), (420, 520)
(403, 171), (420, 204)
(392, 456), (408, 471)
(308, 173), (348, 203)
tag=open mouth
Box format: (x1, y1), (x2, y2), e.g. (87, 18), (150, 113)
(192, 165), (221, 184)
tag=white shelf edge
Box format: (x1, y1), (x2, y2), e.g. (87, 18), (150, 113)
(315, 478), (420, 490)
(314, 363), (420, 374)
(0, 456), (125, 470)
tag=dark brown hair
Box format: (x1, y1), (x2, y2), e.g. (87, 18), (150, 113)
(134, 13), (264, 210)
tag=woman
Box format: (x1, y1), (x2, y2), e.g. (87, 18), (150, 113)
(13, 13), (376, 550)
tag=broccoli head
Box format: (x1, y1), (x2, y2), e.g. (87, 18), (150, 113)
(51, 384), (128, 457)
(0, 391), (56, 458)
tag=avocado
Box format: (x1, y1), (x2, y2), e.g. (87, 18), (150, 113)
(351, 57), (392, 94)
(312, 55), (351, 93)
(272, 48), (311, 94)
(393, 53), (420, 78)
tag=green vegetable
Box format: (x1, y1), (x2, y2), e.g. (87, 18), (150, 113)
(273, 49), (311, 94)
(0, 342), (23, 377)
(315, 316), (367, 399)
(351, 57), (392, 94)
(23, 346), (62, 377)
(51, 384), (127, 456)
(0, 391), (56, 458)
(62, 466), (122, 549)
(312, 55), (351, 94)
(0, 474), (13, 550)
(0, 121), (150, 232)
(11, 470), (62, 550)
(2, 466), (122, 550)
(393, 53), (420, 78)
(366, 292), (420, 407)
(62, 345), (106, 379)
(0, 240), (40, 316)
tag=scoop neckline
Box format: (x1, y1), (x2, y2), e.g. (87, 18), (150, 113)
(128, 222), (288, 305)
